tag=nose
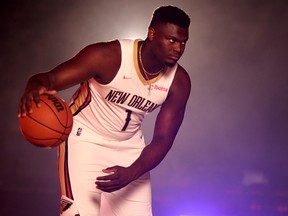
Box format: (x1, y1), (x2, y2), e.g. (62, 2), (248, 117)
(173, 42), (184, 54)
(173, 42), (181, 53)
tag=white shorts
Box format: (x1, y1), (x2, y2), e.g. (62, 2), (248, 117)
(58, 124), (152, 216)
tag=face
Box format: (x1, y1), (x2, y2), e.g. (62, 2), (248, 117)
(149, 23), (189, 67)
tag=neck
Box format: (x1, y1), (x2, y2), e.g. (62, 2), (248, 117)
(139, 41), (165, 78)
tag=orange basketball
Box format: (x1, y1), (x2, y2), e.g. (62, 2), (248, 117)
(19, 94), (73, 148)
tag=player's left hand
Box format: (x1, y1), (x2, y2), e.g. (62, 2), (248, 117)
(95, 165), (134, 192)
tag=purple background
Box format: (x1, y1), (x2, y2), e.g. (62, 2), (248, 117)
(1, 0), (287, 215)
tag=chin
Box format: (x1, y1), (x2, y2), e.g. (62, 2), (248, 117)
(165, 61), (177, 67)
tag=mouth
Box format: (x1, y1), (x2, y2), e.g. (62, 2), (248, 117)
(169, 54), (180, 62)
(165, 56), (180, 67)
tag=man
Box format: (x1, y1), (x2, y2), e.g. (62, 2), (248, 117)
(18, 5), (191, 216)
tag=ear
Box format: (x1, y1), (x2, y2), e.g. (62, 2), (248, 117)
(148, 27), (156, 41)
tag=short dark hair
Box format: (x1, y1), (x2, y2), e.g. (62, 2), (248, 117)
(149, 5), (190, 28)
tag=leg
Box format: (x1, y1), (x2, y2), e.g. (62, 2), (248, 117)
(58, 132), (109, 216)
(100, 172), (152, 216)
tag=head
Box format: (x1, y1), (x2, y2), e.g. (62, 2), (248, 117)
(149, 5), (190, 29)
(147, 6), (190, 67)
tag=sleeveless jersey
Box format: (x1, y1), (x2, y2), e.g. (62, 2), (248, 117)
(68, 39), (177, 141)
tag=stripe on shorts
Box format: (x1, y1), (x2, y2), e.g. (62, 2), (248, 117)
(58, 140), (73, 199)
(58, 81), (92, 199)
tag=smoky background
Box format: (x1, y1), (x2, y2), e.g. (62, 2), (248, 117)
(1, 0), (287, 215)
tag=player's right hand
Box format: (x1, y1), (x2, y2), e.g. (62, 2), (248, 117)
(18, 84), (56, 118)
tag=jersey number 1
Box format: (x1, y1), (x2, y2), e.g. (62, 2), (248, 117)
(122, 109), (132, 131)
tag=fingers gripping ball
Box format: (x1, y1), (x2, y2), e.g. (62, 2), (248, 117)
(19, 94), (73, 148)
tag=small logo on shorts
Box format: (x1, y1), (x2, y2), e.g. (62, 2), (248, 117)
(76, 128), (82, 136)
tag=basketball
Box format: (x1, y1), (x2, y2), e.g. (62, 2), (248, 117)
(19, 94), (73, 148)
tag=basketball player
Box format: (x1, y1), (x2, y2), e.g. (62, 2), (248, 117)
(18, 5), (191, 216)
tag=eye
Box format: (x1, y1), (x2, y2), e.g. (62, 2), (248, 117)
(169, 38), (176, 43)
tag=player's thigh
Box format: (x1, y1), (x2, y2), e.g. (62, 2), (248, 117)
(60, 136), (109, 215)
(100, 172), (152, 216)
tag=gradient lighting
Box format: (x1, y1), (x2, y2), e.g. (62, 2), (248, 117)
(170, 203), (215, 216)
(178, 212), (214, 216)
(1, 1), (288, 216)
(179, 214), (211, 216)
(179, 214), (213, 216)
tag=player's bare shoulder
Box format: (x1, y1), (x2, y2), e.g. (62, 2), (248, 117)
(83, 40), (121, 58)
(169, 64), (191, 100)
(81, 40), (121, 84)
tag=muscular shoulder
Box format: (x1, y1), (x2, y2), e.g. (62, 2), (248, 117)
(80, 40), (121, 84)
(85, 40), (120, 57)
(169, 65), (191, 101)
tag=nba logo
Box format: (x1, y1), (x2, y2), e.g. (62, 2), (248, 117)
(76, 128), (82, 136)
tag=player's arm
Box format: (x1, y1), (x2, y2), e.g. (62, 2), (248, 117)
(18, 40), (121, 117)
(96, 65), (191, 192)
(130, 66), (191, 177)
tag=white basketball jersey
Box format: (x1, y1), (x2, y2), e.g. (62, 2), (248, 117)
(68, 39), (177, 141)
